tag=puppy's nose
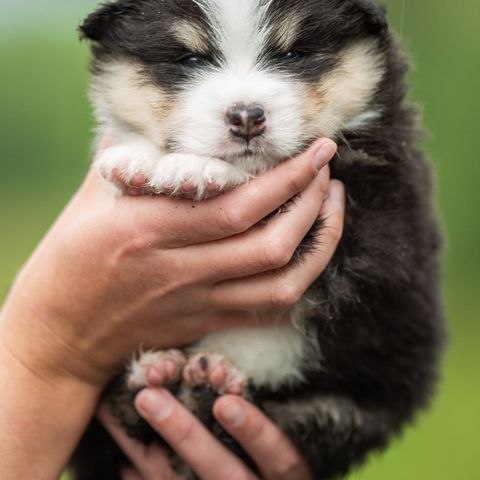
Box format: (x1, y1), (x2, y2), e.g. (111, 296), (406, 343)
(226, 104), (266, 142)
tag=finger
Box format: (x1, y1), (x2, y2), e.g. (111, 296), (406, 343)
(214, 396), (312, 480)
(186, 139), (336, 238)
(208, 180), (345, 310)
(115, 139), (337, 247)
(98, 405), (180, 480)
(135, 388), (259, 480)
(121, 467), (144, 480)
(182, 309), (295, 340)
(97, 133), (113, 153)
(179, 165), (331, 282)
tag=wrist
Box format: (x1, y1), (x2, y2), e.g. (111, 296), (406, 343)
(0, 324), (102, 401)
(0, 323), (101, 479)
(0, 288), (112, 389)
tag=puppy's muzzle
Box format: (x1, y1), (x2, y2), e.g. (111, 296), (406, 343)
(226, 103), (266, 142)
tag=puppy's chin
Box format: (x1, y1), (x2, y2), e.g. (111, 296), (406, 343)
(204, 132), (307, 174)
(216, 145), (289, 175)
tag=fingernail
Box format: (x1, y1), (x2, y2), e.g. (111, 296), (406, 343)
(219, 401), (245, 427)
(136, 389), (174, 422)
(313, 140), (337, 172)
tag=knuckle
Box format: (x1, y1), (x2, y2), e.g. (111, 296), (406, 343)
(122, 234), (151, 255)
(226, 471), (251, 480)
(312, 166), (330, 201)
(274, 450), (303, 478)
(147, 467), (167, 480)
(170, 415), (196, 444)
(151, 473), (171, 480)
(217, 205), (251, 235)
(110, 236), (149, 272)
(271, 280), (304, 307)
(285, 171), (303, 197)
(330, 225), (344, 243)
(238, 415), (267, 445)
(264, 238), (294, 269)
(158, 472), (177, 480)
(323, 221), (343, 245)
(317, 175), (330, 198)
(119, 215), (151, 246)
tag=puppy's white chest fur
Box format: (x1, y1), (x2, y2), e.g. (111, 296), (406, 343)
(192, 324), (308, 389)
(127, 322), (313, 395)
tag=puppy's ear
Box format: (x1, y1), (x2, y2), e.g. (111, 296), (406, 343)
(79, 1), (132, 42)
(350, 0), (388, 35)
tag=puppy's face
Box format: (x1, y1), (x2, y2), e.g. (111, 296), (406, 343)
(82, 0), (389, 173)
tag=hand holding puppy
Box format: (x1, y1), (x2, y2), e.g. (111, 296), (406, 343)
(0, 138), (338, 387)
(0, 139), (343, 480)
(100, 389), (313, 480)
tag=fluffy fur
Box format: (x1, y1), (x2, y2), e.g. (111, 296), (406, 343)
(70, 1), (445, 479)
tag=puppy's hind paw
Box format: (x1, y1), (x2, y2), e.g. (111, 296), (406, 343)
(183, 353), (248, 395)
(126, 349), (187, 390)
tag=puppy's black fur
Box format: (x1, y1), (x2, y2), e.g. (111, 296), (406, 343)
(71, 1), (444, 479)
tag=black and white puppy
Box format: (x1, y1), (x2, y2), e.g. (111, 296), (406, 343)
(71, 1), (445, 479)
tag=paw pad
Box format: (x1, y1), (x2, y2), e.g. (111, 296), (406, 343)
(126, 349), (186, 390)
(183, 353), (247, 395)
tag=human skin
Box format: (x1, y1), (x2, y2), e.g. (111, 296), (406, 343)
(99, 388), (316, 480)
(0, 138), (343, 479)
(100, 171), (345, 480)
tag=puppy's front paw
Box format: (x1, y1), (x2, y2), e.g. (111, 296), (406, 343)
(149, 154), (249, 200)
(183, 352), (248, 395)
(95, 142), (159, 188)
(126, 349), (187, 390)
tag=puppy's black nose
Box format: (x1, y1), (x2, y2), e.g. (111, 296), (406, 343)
(226, 104), (266, 142)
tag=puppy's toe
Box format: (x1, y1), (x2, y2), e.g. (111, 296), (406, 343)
(126, 349), (186, 390)
(183, 353), (247, 395)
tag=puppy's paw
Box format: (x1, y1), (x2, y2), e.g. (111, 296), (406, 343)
(126, 349), (187, 390)
(95, 142), (159, 188)
(183, 352), (248, 395)
(149, 154), (249, 200)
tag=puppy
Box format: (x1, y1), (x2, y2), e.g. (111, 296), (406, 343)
(71, 1), (445, 479)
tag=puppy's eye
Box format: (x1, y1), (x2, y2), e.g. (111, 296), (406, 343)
(178, 54), (204, 68)
(284, 50), (305, 61)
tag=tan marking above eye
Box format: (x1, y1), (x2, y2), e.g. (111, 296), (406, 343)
(272, 13), (306, 51)
(170, 21), (209, 54)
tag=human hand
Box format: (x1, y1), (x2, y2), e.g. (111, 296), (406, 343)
(0, 138), (339, 389)
(99, 388), (313, 480)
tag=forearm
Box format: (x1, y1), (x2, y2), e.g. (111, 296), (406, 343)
(0, 312), (101, 480)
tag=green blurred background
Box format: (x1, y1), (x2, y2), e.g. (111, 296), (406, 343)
(1, 1), (479, 478)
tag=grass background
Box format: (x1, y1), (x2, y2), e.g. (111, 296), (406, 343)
(1, 1), (479, 478)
